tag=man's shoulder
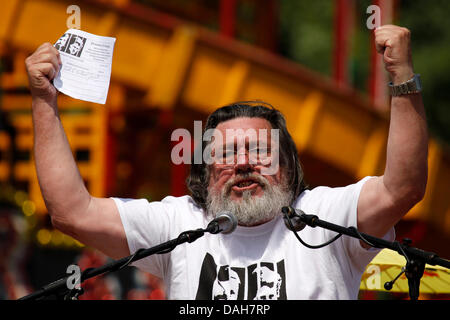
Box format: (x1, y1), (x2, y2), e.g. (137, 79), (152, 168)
(112, 195), (206, 231)
(293, 186), (331, 210)
(160, 194), (201, 209)
(294, 185), (335, 202)
(113, 194), (203, 213)
(293, 177), (374, 206)
(113, 194), (193, 204)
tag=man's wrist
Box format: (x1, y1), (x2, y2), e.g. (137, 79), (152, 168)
(31, 93), (59, 116)
(31, 91), (58, 104)
(390, 67), (415, 84)
(388, 74), (422, 97)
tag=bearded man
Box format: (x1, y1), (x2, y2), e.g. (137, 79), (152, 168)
(25, 25), (427, 299)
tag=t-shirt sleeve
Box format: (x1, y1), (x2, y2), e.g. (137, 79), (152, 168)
(111, 197), (177, 279)
(296, 176), (395, 274)
(336, 177), (396, 273)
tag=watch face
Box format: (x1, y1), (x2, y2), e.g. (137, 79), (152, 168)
(389, 74), (422, 96)
(415, 75), (422, 91)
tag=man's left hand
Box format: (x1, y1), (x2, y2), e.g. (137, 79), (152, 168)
(375, 24), (414, 84)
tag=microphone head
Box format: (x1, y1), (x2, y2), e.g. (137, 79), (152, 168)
(215, 211), (238, 234)
(281, 206), (294, 216)
(282, 207), (306, 232)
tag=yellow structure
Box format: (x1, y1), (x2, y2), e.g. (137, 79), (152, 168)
(0, 0), (449, 242)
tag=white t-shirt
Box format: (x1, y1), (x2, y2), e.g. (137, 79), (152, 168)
(112, 176), (394, 300)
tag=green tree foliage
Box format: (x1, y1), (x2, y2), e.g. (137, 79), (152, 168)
(278, 0), (450, 145)
(398, 0), (450, 146)
(278, 0), (334, 76)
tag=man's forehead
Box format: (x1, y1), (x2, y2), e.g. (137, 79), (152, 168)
(215, 117), (273, 131)
(211, 129), (274, 148)
(213, 117), (274, 143)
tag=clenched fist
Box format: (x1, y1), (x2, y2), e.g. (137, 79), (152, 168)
(25, 42), (61, 100)
(375, 25), (414, 84)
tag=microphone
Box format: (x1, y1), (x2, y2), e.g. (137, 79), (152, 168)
(206, 211), (238, 234)
(282, 206), (306, 232)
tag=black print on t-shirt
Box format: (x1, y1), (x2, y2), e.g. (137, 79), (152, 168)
(195, 253), (287, 300)
(54, 33), (86, 57)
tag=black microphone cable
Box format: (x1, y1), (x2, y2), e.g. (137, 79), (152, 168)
(347, 226), (381, 248)
(282, 209), (342, 249)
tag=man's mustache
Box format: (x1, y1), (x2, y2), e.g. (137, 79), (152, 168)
(223, 173), (269, 195)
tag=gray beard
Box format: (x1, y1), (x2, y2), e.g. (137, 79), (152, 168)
(206, 173), (293, 226)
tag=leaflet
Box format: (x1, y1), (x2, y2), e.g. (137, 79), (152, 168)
(53, 29), (116, 104)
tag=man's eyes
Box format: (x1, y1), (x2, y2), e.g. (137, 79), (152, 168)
(221, 148), (271, 157)
(223, 149), (235, 157)
(249, 148), (270, 155)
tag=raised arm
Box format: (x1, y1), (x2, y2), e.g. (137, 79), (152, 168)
(357, 25), (428, 240)
(26, 43), (129, 258)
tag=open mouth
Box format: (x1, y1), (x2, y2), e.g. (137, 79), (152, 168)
(231, 178), (261, 192)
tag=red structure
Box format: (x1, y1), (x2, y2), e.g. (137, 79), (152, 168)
(368, 0), (397, 110)
(220, 0), (237, 37)
(333, 0), (355, 88)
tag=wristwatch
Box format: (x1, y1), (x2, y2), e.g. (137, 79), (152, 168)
(388, 74), (422, 96)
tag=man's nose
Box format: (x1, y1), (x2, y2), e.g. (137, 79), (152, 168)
(236, 151), (250, 164)
(235, 151), (253, 172)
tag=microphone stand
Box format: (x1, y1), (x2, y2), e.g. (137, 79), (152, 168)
(18, 228), (208, 300)
(282, 207), (450, 300)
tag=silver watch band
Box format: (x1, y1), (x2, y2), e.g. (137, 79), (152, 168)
(388, 74), (422, 96)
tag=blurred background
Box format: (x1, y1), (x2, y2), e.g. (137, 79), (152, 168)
(0, 0), (449, 300)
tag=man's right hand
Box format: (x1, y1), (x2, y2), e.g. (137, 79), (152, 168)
(27, 42), (130, 260)
(25, 42), (61, 100)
